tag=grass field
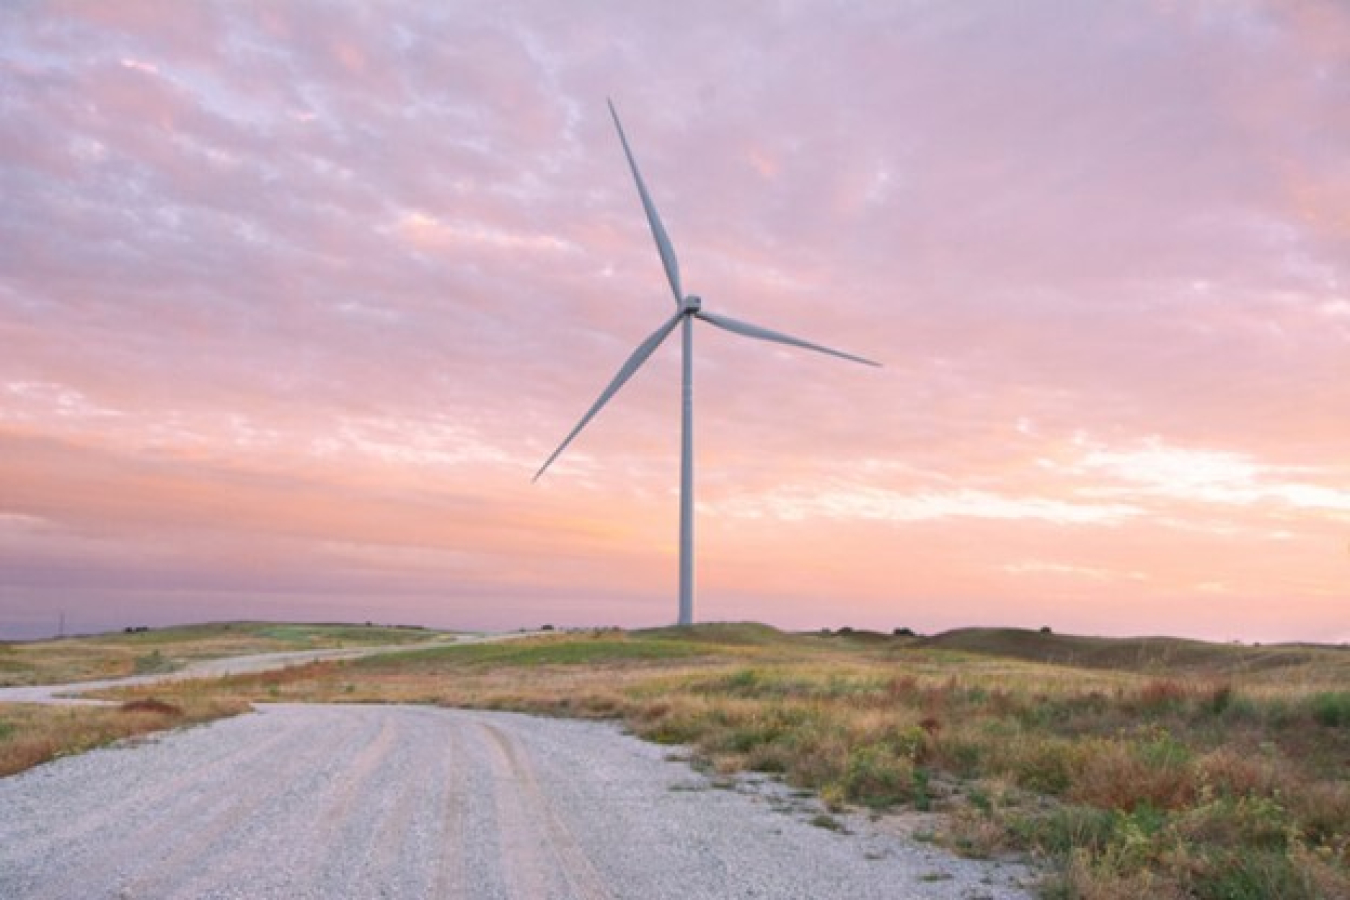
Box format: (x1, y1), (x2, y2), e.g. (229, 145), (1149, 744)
(0, 621), (454, 686)
(0, 697), (250, 778)
(8, 621), (1349, 898)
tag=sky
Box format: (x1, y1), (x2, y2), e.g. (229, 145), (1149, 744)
(1, 1), (1347, 643)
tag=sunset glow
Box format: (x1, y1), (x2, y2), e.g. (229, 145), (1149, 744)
(2, 2), (1347, 641)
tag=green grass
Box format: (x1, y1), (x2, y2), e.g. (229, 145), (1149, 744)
(357, 633), (717, 669)
(635, 621), (808, 647)
(1311, 691), (1350, 728)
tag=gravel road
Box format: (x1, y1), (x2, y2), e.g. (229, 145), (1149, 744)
(0, 634), (510, 704)
(0, 704), (1036, 899)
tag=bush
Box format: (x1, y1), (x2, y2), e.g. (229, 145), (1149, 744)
(1190, 849), (1318, 900)
(132, 650), (174, 675)
(1008, 738), (1081, 795)
(1201, 683), (1234, 716)
(1138, 679), (1189, 711)
(1010, 804), (1117, 857)
(1071, 734), (1195, 811)
(843, 744), (913, 806)
(119, 698), (183, 716)
(1310, 692), (1350, 728)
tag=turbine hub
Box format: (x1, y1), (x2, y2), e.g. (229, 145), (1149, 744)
(682, 295), (702, 312)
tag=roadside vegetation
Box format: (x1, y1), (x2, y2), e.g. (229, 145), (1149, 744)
(0, 697), (249, 777)
(12, 621), (1349, 898)
(0, 621), (453, 686)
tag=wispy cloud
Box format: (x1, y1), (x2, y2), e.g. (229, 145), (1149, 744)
(1, 1), (1347, 641)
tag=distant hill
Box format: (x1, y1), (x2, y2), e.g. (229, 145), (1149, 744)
(914, 627), (1344, 674)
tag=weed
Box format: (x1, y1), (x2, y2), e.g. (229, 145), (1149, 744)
(132, 650), (174, 675)
(1138, 678), (1189, 711)
(1201, 682), (1234, 716)
(809, 813), (846, 832)
(1190, 848), (1316, 900)
(843, 744), (913, 807)
(912, 766), (933, 811)
(1310, 691), (1350, 728)
(918, 871), (954, 882)
(1010, 804), (1117, 858)
(119, 698), (183, 716)
(1007, 737), (1081, 795)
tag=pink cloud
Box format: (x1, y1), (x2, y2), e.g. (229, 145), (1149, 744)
(1, 1), (1347, 641)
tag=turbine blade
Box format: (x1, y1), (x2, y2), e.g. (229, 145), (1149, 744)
(608, 99), (683, 306)
(695, 310), (881, 367)
(534, 310), (685, 481)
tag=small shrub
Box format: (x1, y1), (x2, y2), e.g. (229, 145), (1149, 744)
(810, 812), (846, 832)
(1010, 804), (1117, 857)
(1191, 848), (1316, 900)
(1176, 795), (1292, 852)
(743, 741), (791, 773)
(945, 806), (1013, 859)
(912, 766), (933, 811)
(886, 674), (919, 701)
(629, 698), (708, 745)
(119, 698), (183, 716)
(1008, 738), (1081, 795)
(132, 650), (173, 675)
(1290, 843), (1350, 899)
(842, 744), (913, 806)
(1138, 679), (1189, 711)
(1072, 735), (1195, 811)
(1196, 747), (1279, 799)
(1310, 692), (1350, 728)
(1291, 780), (1350, 845)
(1201, 683), (1234, 716)
(717, 668), (762, 697)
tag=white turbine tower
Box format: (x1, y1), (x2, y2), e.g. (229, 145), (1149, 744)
(536, 100), (879, 627)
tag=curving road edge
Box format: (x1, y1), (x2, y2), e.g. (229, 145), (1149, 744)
(0, 641), (1037, 899)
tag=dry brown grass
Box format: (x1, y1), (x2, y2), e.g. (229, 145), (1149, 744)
(0, 697), (249, 777)
(0, 622), (453, 687)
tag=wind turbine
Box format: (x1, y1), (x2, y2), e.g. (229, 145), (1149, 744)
(535, 99), (879, 627)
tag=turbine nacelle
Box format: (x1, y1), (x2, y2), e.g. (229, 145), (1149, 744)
(536, 100), (880, 627)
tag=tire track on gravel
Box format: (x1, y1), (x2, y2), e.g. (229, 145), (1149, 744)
(88, 707), (379, 900)
(482, 722), (612, 900)
(5, 709), (298, 885)
(0, 705), (1036, 900)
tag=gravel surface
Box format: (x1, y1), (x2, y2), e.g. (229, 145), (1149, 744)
(0, 703), (1035, 899)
